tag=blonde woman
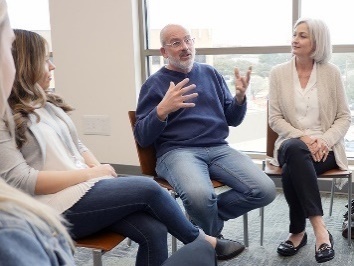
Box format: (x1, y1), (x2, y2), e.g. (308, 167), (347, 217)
(0, 0), (75, 264)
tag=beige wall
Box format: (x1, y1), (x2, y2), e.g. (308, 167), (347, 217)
(49, 0), (141, 165)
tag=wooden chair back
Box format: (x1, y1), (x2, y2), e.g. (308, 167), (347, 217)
(128, 110), (157, 177)
(128, 110), (224, 189)
(128, 110), (175, 190)
(266, 103), (278, 158)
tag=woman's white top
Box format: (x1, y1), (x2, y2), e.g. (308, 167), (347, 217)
(293, 61), (323, 138)
(34, 107), (113, 213)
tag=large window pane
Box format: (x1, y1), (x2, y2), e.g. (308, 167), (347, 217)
(7, 0), (51, 46)
(147, 0), (292, 48)
(302, 0), (354, 44)
(143, 0), (354, 157)
(7, 0), (55, 89)
(331, 53), (354, 156)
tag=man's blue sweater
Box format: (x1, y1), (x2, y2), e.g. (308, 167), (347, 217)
(135, 62), (247, 158)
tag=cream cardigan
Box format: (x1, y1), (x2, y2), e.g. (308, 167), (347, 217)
(268, 57), (351, 188)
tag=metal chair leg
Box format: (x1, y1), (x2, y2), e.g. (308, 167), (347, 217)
(260, 207), (265, 246)
(170, 190), (178, 253)
(329, 178), (335, 216)
(171, 234), (177, 253)
(92, 249), (103, 266)
(127, 238), (132, 246)
(243, 213), (249, 247)
(348, 174), (352, 246)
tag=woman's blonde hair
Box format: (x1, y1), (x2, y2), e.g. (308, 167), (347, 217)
(0, 179), (74, 250)
(0, 0), (74, 251)
(9, 29), (74, 148)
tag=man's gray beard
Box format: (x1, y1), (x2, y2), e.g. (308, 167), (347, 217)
(169, 54), (195, 72)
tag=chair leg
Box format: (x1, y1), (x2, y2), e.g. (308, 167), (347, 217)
(329, 178), (335, 216)
(127, 238), (132, 246)
(260, 207), (265, 246)
(171, 234), (177, 253)
(348, 174), (352, 246)
(169, 190), (178, 253)
(92, 249), (103, 266)
(243, 213), (249, 247)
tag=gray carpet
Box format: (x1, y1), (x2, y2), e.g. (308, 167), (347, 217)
(74, 188), (353, 266)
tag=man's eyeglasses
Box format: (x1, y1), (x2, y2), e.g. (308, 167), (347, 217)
(164, 38), (195, 49)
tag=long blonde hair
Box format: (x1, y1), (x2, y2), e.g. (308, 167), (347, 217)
(9, 29), (74, 148)
(0, 0), (74, 251)
(0, 179), (74, 250)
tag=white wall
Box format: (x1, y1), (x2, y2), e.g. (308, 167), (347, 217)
(49, 0), (141, 165)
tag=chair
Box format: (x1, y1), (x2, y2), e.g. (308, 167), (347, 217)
(75, 230), (126, 266)
(261, 108), (352, 246)
(128, 111), (249, 249)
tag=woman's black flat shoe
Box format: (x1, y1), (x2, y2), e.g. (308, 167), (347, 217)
(315, 231), (335, 263)
(277, 233), (307, 256)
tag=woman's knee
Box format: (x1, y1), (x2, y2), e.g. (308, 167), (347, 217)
(129, 176), (164, 196)
(282, 138), (307, 154)
(279, 139), (311, 166)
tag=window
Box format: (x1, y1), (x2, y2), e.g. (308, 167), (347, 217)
(7, 0), (54, 89)
(145, 0), (292, 48)
(139, 0), (354, 157)
(302, 0), (354, 45)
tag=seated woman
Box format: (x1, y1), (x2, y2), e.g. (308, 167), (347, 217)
(268, 17), (351, 263)
(0, 1), (74, 264)
(0, 28), (243, 265)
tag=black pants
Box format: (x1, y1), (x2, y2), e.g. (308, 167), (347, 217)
(278, 138), (338, 233)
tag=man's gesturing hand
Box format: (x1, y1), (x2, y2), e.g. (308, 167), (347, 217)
(157, 78), (198, 120)
(234, 66), (252, 104)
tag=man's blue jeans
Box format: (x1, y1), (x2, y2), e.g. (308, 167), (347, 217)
(64, 177), (201, 266)
(156, 145), (276, 236)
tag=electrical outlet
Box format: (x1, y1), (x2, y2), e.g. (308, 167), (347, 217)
(82, 115), (110, 136)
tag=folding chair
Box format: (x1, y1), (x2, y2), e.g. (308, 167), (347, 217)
(128, 111), (249, 249)
(260, 107), (352, 246)
(75, 230), (126, 266)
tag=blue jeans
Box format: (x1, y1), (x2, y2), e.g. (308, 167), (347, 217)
(156, 145), (276, 236)
(63, 177), (201, 266)
(0, 211), (74, 266)
(278, 138), (338, 233)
